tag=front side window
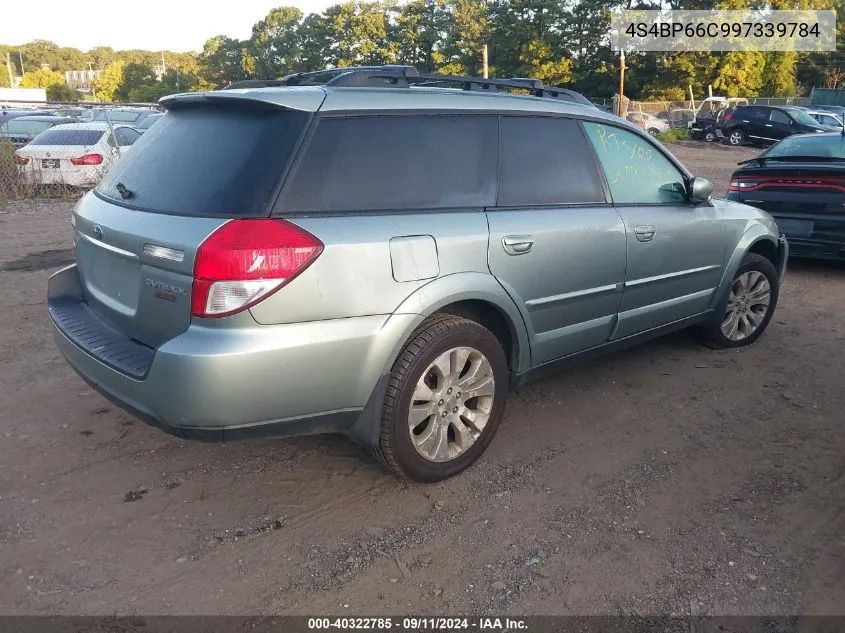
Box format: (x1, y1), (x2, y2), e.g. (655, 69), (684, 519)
(278, 115), (498, 213)
(582, 121), (686, 205)
(498, 117), (605, 206)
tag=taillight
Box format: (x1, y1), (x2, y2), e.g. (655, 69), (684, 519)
(191, 219), (323, 318)
(728, 180), (758, 191)
(13, 153), (28, 165)
(70, 154), (103, 166)
(724, 112), (733, 122)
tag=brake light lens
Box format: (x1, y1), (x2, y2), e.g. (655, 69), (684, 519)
(724, 112), (733, 122)
(70, 153), (103, 166)
(13, 153), (28, 165)
(191, 219), (323, 318)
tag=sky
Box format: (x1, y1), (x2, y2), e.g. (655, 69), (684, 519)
(0, 0), (336, 53)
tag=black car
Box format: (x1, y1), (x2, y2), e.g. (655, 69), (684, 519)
(726, 132), (845, 260)
(721, 105), (828, 147)
(0, 116), (78, 149)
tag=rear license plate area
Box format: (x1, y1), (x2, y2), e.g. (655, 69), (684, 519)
(41, 159), (60, 169)
(776, 219), (813, 238)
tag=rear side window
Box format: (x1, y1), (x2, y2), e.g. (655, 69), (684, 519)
(740, 107), (767, 122)
(498, 117), (605, 206)
(583, 121), (686, 205)
(97, 106), (308, 217)
(278, 115), (497, 212)
(30, 129), (104, 146)
(770, 109), (790, 124)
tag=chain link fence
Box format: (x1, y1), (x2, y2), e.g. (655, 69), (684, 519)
(0, 100), (159, 203)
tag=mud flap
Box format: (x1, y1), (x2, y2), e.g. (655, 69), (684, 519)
(346, 373), (389, 448)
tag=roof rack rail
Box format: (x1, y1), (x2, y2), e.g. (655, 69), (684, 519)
(222, 65), (595, 107)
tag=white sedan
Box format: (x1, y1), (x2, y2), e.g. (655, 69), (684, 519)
(14, 122), (141, 188)
(626, 111), (671, 136)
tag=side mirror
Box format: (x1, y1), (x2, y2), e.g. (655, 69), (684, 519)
(688, 177), (714, 203)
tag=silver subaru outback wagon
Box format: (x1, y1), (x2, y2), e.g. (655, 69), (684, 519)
(48, 66), (787, 482)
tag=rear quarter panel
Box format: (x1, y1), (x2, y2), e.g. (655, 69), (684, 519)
(249, 210), (491, 324)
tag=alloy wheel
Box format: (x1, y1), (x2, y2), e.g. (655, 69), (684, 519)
(720, 271), (771, 341)
(407, 346), (495, 462)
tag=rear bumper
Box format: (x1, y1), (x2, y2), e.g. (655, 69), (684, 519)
(774, 215), (845, 261)
(48, 264), (411, 446)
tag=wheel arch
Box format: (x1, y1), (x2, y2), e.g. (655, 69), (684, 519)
(709, 226), (783, 312)
(385, 273), (531, 379)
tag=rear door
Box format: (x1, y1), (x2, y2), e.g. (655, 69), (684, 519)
(73, 102), (313, 348)
(767, 109), (793, 141)
(734, 107), (767, 142)
(582, 121), (727, 338)
(485, 116), (627, 365)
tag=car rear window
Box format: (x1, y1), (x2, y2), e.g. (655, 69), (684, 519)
(94, 111), (143, 122)
(30, 129), (104, 146)
(3, 120), (55, 136)
(96, 105), (309, 217)
(763, 134), (845, 158)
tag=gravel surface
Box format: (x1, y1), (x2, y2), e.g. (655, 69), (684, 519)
(0, 142), (843, 617)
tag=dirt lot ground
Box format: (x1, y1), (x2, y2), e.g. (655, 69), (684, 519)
(0, 142), (843, 619)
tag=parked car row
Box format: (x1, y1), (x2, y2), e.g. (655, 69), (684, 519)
(1, 106), (163, 188)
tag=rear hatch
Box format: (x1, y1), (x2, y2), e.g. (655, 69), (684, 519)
(729, 162), (845, 237)
(72, 94), (318, 348)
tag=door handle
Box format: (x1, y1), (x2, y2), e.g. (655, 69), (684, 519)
(502, 234), (535, 255)
(634, 225), (656, 242)
(765, 123), (773, 127)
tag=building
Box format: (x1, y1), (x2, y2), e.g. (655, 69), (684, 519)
(64, 69), (103, 93)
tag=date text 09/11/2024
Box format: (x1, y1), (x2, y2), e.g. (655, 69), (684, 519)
(307, 617), (528, 631)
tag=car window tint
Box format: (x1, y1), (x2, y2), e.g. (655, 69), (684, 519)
(770, 109), (791, 124)
(29, 129), (104, 145)
(4, 120), (54, 135)
(279, 115), (497, 212)
(498, 117), (605, 206)
(582, 122), (686, 205)
(744, 107), (767, 122)
(98, 106), (309, 217)
(116, 128), (140, 146)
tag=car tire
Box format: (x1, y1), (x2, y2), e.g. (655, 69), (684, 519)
(727, 128), (746, 146)
(372, 314), (508, 482)
(697, 253), (780, 350)
(704, 131), (717, 142)
(647, 127), (660, 136)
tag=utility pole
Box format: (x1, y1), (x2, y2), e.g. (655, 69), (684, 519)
(482, 44), (489, 79)
(18, 51), (24, 75)
(616, 49), (627, 117)
(5, 52), (13, 87)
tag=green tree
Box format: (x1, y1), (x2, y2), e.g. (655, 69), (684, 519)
(20, 67), (65, 89)
(47, 83), (82, 101)
(199, 35), (247, 87)
(249, 7), (304, 77)
(440, 0), (489, 75)
(116, 62), (157, 101)
(712, 51), (766, 97)
(394, 0), (449, 72)
(320, 2), (396, 67)
(764, 52), (798, 96)
(91, 60), (124, 102)
(519, 40), (573, 86)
